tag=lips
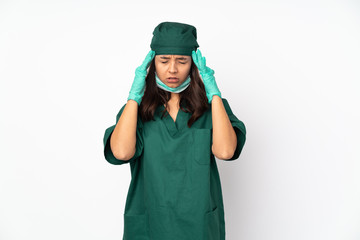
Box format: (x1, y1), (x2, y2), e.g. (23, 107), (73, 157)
(167, 77), (179, 82)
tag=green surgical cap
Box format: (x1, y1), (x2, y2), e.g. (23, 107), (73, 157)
(150, 21), (199, 56)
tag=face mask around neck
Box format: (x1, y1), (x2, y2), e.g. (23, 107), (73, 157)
(155, 72), (191, 93)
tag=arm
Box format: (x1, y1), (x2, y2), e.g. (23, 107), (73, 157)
(110, 99), (138, 160)
(211, 95), (237, 160)
(109, 50), (154, 161)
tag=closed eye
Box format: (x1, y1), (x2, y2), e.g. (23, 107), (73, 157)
(161, 61), (187, 64)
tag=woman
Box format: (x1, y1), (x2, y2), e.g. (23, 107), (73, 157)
(103, 21), (246, 240)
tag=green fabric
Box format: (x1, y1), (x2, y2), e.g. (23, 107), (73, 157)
(150, 21), (199, 56)
(103, 98), (246, 240)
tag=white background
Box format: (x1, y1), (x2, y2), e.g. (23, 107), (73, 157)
(0, 0), (359, 239)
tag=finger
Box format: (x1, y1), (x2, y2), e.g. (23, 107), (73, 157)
(191, 50), (196, 59)
(197, 49), (203, 62)
(145, 50), (155, 62)
(197, 50), (207, 69)
(150, 50), (155, 59)
(141, 50), (155, 69)
(191, 50), (198, 63)
(196, 50), (204, 68)
(192, 50), (200, 68)
(198, 53), (206, 69)
(146, 51), (155, 67)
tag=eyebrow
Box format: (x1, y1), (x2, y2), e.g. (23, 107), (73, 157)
(159, 56), (189, 60)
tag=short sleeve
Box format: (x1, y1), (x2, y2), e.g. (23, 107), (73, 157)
(222, 98), (246, 161)
(103, 103), (144, 165)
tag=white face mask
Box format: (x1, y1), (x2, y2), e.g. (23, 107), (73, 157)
(155, 72), (191, 93)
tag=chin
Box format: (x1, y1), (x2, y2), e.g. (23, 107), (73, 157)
(166, 83), (180, 87)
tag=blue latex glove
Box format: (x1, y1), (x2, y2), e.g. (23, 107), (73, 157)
(191, 49), (222, 103)
(127, 50), (155, 105)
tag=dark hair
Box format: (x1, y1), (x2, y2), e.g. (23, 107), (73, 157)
(139, 58), (210, 128)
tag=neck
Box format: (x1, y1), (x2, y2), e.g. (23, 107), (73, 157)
(170, 93), (180, 103)
(164, 93), (180, 108)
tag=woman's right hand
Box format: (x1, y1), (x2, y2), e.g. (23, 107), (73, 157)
(127, 50), (156, 105)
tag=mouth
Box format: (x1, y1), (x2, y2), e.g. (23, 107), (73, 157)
(167, 77), (179, 83)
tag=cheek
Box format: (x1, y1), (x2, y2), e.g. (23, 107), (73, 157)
(154, 63), (163, 73)
(182, 64), (191, 75)
(154, 66), (167, 80)
(154, 60), (162, 69)
(154, 62), (160, 70)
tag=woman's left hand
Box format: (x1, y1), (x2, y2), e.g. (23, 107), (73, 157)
(192, 49), (222, 103)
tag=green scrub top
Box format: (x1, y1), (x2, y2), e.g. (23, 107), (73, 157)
(103, 98), (246, 240)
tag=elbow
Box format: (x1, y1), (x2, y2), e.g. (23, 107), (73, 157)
(212, 144), (236, 160)
(212, 134), (237, 160)
(110, 134), (136, 161)
(113, 148), (135, 161)
(111, 141), (136, 161)
(217, 149), (235, 160)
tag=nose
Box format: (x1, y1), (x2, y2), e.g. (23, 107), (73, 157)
(168, 61), (178, 74)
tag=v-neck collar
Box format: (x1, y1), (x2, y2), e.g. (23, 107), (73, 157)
(157, 102), (189, 136)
